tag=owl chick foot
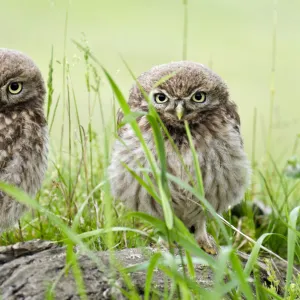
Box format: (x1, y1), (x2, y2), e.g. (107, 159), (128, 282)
(197, 234), (218, 255)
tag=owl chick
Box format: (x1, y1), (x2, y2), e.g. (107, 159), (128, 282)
(0, 49), (48, 232)
(108, 61), (250, 254)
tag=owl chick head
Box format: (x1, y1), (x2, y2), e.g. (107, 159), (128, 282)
(0, 49), (45, 107)
(129, 61), (230, 127)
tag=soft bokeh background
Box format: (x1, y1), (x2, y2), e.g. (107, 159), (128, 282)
(1, 0), (299, 160)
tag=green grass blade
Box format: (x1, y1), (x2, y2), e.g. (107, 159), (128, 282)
(244, 233), (273, 277)
(77, 227), (153, 240)
(46, 46), (54, 121)
(66, 242), (87, 300)
(230, 251), (254, 300)
(144, 252), (162, 300)
(213, 246), (233, 296)
(184, 120), (204, 196)
(285, 206), (300, 297)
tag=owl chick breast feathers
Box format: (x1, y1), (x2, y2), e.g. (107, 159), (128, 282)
(109, 61), (250, 227)
(0, 49), (48, 231)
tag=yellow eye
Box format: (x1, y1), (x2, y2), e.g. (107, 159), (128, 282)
(8, 82), (23, 95)
(154, 93), (169, 104)
(191, 91), (206, 103)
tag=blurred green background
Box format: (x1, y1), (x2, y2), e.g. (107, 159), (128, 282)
(1, 0), (299, 160)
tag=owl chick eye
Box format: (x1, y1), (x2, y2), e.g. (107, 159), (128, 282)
(154, 93), (169, 104)
(8, 82), (23, 95)
(191, 91), (206, 103)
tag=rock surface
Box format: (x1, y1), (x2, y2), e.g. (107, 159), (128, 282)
(0, 240), (296, 299)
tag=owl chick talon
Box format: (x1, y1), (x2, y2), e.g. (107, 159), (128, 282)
(197, 234), (218, 255)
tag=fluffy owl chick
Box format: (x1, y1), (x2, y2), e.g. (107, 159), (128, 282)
(109, 61), (250, 254)
(0, 49), (48, 232)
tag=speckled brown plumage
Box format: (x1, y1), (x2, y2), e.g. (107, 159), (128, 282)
(108, 61), (251, 254)
(0, 49), (48, 231)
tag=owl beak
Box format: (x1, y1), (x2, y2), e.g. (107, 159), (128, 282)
(176, 104), (184, 120)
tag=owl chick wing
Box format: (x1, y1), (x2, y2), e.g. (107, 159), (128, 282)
(0, 119), (25, 230)
(0, 112), (48, 230)
(225, 101), (241, 134)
